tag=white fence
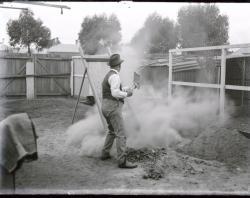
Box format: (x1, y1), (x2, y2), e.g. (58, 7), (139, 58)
(168, 43), (250, 120)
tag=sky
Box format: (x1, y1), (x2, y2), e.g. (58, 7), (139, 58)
(1, 2), (250, 46)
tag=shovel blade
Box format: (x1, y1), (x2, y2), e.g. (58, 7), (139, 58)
(133, 72), (140, 89)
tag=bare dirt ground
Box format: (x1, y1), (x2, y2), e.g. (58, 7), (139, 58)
(1, 97), (250, 195)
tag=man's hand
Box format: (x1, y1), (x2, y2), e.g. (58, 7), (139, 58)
(126, 89), (133, 97)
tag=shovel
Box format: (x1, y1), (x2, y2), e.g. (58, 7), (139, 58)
(126, 72), (141, 131)
(132, 72), (140, 90)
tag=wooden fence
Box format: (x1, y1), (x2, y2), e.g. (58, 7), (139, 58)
(0, 53), (71, 97)
(0, 54), (28, 96)
(1, 49), (250, 109)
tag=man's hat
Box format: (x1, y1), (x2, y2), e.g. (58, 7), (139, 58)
(108, 54), (124, 67)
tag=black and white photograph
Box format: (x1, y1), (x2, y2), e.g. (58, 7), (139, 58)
(0, 1), (250, 195)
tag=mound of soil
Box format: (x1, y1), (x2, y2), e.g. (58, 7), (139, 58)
(126, 147), (167, 163)
(179, 116), (250, 168)
(127, 147), (167, 180)
(127, 147), (224, 180)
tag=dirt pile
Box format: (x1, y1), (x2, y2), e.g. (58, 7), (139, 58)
(179, 116), (250, 168)
(127, 147), (223, 180)
(126, 147), (167, 163)
(127, 147), (168, 180)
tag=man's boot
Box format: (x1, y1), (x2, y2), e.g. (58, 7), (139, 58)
(118, 159), (137, 169)
(101, 152), (111, 160)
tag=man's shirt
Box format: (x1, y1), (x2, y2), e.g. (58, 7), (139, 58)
(108, 69), (128, 99)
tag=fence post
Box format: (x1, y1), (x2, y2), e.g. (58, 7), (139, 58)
(219, 48), (226, 121)
(168, 52), (173, 101)
(26, 57), (35, 99)
(241, 57), (246, 106)
(70, 59), (74, 96)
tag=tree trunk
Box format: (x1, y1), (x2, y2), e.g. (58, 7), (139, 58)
(28, 44), (31, 56)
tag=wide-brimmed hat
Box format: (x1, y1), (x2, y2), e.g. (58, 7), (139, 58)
(108, 54), (124, 67)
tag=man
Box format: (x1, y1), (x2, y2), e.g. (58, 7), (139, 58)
(101, 54), (137, 169)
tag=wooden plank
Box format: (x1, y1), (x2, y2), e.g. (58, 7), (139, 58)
(170, 43), (250, 53)
(0, 73), (70, 79)
(4, 93), (26, 96)
(72, 68), (87, 124)
(71, 60), (74, 96)
(168, 52), (173, 101)
(0, 56), (31, 60)
(36, 93), (69, 96)
(174, 67), (200, 72)
(0, 75), (26, 79)
(74, 74), (85, 77)
(35, 73), (70, 78)
(220, 48), (226, 121)
(225, 85), (250, 91)
(172, 81), (220, 89)
(36, 57), (72, 61)
(72, 55), (109, 62)
(241, 58), (246, 105)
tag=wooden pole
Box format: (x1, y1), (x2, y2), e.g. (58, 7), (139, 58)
(168, 52), (173, 101)
(219, 48), (226, 121)
(71, 68), (87, 124)
(78, 46), (107, 130)
(70, 59), (74, 96)
(217, 64), (221, 112)
(241, 58), (246, 106)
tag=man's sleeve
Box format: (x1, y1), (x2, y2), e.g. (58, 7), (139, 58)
(108, 74), (128, 99)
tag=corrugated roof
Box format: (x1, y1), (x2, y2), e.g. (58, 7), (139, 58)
(48, 44), (79, 53)
(226, 47), (250, 59)
(139, 53), (225, 72)
(232, 47), (250, 55)
(139, 54), (201, 72)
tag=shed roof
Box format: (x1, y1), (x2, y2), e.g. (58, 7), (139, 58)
(139, 54), (202, 72)
(227, 47), (250, 59)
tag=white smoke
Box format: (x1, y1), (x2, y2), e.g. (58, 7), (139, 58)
(66, 45), (234, 158)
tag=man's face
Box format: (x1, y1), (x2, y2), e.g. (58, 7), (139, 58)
(117, 64), (121, 72)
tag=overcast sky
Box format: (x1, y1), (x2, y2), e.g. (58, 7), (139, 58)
(1, 2), (250, 45)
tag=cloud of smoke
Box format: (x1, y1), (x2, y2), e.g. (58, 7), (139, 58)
(119, 44), (144, 86)
(66, 45), (234, 158)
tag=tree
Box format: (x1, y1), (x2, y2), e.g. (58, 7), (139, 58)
(177, 4), (229, 48)
(78, 14), (122, 55)
(7, 10), (51, 55)
(131, 13), (177, 54)
(48, 37), (61, 48)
